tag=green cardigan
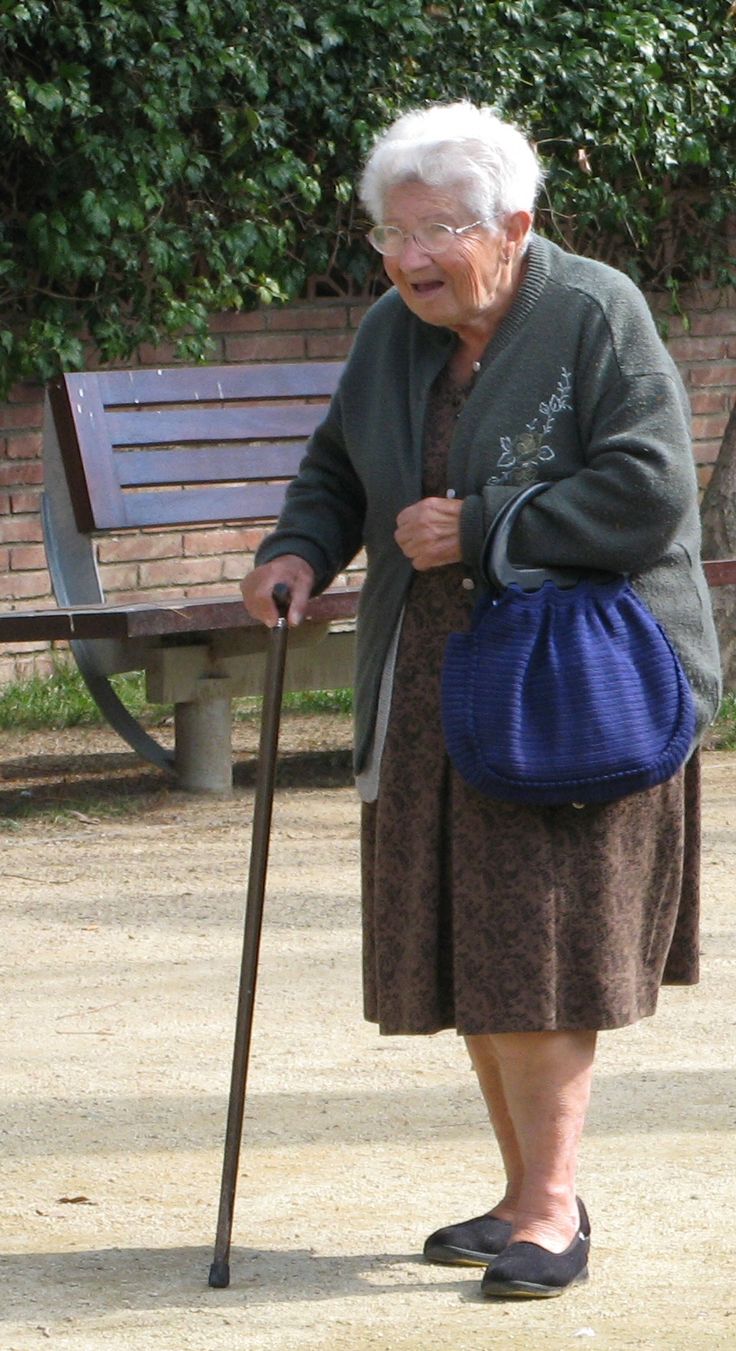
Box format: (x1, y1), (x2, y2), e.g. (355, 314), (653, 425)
(256, 234), (722, 772)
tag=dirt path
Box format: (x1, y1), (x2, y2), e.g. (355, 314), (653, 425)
(1, 724), (734, 1350)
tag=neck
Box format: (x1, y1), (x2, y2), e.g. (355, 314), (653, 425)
(451, 252), (529, 373)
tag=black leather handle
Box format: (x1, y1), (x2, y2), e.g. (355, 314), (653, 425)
(482, 483), (581, 591)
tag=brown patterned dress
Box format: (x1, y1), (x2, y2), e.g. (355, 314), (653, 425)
(360, 364), (700, 1036)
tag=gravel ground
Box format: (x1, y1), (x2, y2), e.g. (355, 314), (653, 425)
(0, 722), (734, 1351)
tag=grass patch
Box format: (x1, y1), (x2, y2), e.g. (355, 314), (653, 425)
(236, 687), (353, 719)
(0, 663), (353, 731)
(710, 690), (736, 749)
(0, 664), (156, 730)
(4, 662), (732, 743)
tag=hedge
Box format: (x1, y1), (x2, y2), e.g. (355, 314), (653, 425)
(1, 0), (734, 393)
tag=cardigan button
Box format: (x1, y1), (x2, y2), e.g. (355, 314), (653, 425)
(446, 488), (456, 498)
(461, 577), (475, 591)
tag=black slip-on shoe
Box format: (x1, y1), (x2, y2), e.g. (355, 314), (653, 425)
(481, 1199), (591, 1298)
(423, 1212), (513, 1267)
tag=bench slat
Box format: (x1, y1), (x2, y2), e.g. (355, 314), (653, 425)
(0, 589), (360, 643)
(107, 404), (327, 448)
(0, 610), (83, 641)
(95, 361), (343, 405)
(120, 481), (291, 528)
(115, 443), (306, 487)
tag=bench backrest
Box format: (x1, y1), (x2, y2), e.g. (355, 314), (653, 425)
(49, 362), (344, 534)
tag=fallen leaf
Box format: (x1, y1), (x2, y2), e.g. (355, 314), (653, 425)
(57, 1194), (97, 1205)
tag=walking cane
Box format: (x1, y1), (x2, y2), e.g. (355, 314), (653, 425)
(208, 582), (291, 1289)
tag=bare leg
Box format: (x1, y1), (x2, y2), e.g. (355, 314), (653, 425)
(464, 1035), (523, 1221)
(466, 1029), (597, 1252)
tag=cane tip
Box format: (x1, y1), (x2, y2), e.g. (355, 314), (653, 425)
(208, 1259), (231, 1288)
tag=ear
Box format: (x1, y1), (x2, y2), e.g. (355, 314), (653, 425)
(505, 210), (533, 251)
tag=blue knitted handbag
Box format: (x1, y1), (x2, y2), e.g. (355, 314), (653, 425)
(441, 482), (696, 806)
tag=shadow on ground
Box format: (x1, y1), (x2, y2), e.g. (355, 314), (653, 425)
(0, 746), (353, 819)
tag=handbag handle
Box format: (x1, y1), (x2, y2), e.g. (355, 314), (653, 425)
(482, 482), (584, 591)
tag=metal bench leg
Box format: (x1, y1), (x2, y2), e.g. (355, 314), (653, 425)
(174, 681), (233, 794)
(72, 642), (176, 776)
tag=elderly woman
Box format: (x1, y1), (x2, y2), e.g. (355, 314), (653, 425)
(242, 102), (721, 1298)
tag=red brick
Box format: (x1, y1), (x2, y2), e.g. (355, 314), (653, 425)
(690, 390), (731, 416)
(657, 312), (688, 340)
(0, 643), (56, 664)
(0, 652), (59, 683)
(6, 431), (42, 459)
(105, 588), (146, 605)
(268, 304), (348, 332)
(107, 585), (185, 604)
(667, 336), (728, 361)
(134, 343), (180, 366)
(210, 310), (266, 334)
(10, 544), (46, 570)
(0, 570), (51, 600)
(221, 555), (250, 581)
(0, 462), (43, 487)
(223, 333), (305, 362)
(1, 517), (44, 543)
(97, 533), (183, 563)
(5, 382), (44, 405)
(130, 586), (183, 603)
(138, 555), (223, 587)
(698, 465), (714, 491)
(306, 332), (354, 359)
(688, 363), (736, 387)
(692, 413), (730, 441)
(98, 562), (139, 590)
(728, 340), (736, 360)
(0, 548), (9, 570)
(689, 309), (736, 338)
(182, 526), (255, 555)
(182, 581), (236, 598)
(0, 493), (9, 515)
(10, 491), (42, 512)
(349, 303), (373, 328)
(694, 441), (723, 465)
(0, 404), (43, 430)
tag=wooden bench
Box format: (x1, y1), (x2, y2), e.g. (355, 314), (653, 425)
(0, 362), (360, 792)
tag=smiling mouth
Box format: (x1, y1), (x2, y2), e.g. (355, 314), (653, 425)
(411, 280), (444, 296)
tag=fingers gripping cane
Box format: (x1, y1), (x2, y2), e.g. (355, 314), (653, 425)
(209, 583), (291, 1289)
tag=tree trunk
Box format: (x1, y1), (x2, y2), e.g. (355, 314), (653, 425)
(700, 399), (736, 691)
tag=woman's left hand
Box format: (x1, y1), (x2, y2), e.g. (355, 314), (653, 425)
(395, 496), (463, 570)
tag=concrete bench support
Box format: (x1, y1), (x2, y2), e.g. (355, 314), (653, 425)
(175, 682), (234, 794)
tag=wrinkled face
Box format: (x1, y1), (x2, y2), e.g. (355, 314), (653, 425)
(379, 180), (510, 332)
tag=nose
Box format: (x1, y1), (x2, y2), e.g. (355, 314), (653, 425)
(396, 233), (432, 267)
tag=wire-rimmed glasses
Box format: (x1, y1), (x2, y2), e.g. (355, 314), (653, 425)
(367, 218), (493, 257)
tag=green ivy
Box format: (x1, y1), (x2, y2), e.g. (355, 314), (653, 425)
(0, 0), (734, 394)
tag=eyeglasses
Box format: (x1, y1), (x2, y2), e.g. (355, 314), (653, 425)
(366, 218), (493, 257)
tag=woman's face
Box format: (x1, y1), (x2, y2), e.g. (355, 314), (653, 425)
(379, 181), (519, 335)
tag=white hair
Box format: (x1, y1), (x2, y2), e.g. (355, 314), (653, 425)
(359, 101), (543, 229)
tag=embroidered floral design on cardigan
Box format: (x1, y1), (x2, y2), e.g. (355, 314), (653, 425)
(488, 368), (573, 485)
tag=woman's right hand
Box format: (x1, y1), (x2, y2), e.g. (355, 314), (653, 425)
(240, 555), (316, 627)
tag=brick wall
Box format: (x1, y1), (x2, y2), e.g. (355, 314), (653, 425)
(1, 284), (735, 685)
